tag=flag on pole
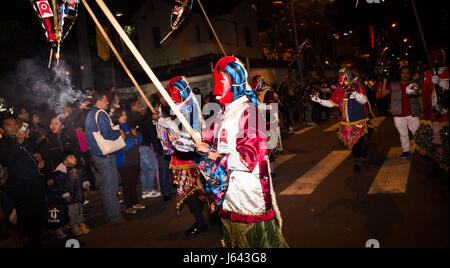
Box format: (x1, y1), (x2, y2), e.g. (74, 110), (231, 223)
(288, 40), (309, 67)
(96, 25), (110, 61)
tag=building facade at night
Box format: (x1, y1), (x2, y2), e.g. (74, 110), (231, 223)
(118, 0), (291, 97)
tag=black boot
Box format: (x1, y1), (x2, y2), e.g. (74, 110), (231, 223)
(184, 223), (208, 236)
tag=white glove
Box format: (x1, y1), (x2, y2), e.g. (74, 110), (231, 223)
(174, 132), (195, 152)
(158, 117), (180, 135)
(432, 75), (440, 85)
(351, 92), (367, 104)
(406, 84), (418, 95)
(439, 79), (449, 90)
(311, 94), (321, 103)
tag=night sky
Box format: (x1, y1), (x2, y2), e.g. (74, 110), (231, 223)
(0, 0), (448, 85)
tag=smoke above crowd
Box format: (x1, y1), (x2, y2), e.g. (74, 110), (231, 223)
(0, 57), (86, 115)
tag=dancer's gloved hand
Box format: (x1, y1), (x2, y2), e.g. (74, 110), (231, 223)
(174, 132), (195, 152)
(406, 83), (419, 95)
(351, 92), (367, 104)
(310, 93), (321, 103)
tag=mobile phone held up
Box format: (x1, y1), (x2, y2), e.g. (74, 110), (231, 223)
(20, 122), (29, 133)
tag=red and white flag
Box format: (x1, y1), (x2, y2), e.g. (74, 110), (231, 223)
(37, 0), (53, 19)
(68, 0), (77, 10)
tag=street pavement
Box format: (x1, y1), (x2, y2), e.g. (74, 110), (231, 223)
(0, 116), (448, 248)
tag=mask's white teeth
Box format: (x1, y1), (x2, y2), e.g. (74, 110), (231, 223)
(216, 96), (222, 100)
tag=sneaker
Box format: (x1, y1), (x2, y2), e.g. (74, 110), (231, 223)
(132, 204), (146, 210)
(400, 152), (410, 159)
(149, 190), (162, 198)
(141, 192), (151, 199)
(79, 223), (90, 235)
(83, 200), (90, 206)
(125, 208), (137, 214)
(72, 225), (84, 237)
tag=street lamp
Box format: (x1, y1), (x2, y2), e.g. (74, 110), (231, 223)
(391, 23), (398, 28)
(403, 38), (409, 43)
(114, 11), (124, 17)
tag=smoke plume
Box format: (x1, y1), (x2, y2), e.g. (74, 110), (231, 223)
(0, 57), (86, 115)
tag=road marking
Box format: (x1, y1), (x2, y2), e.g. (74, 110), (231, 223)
(324, 122), (340, 132)
(274, 154), (296, 169)
(295, 126), (315, 135)
(280, 150), (351, 195)
(368, 147), (411, 194)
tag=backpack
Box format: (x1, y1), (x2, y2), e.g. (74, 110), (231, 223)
(45, 187), (68, 229)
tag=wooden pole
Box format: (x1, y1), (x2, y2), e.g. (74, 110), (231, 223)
(197, 0), (227, 56)
(81, 0), (156, 114)
(411, 0), (432, 66)
(291, 0), (303, 82)
(92, 0), (200, 144)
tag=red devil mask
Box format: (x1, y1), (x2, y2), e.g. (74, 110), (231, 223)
(338, 68), (351, 86)
(168, 76), (191, 104)
(430, 49), (445, 67)
(213, 57), (239, 105)
(251, 75), (264, 92)
(213, 71), (234, 105)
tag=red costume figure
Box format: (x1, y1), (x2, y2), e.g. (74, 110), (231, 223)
(197, 57), (288, 248)
(158, 76), (208, 235)
(413, 49), (449, 170)
(312, 68), (370, 172)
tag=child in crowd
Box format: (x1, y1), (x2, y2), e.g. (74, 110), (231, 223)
(53, 152), (90, 236)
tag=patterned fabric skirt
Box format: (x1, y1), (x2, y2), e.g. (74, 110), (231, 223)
(413, 120), (449, 170)
(171, 156), (206, 209)
(221, 218), (288, 248)
(337, 121), (369, 149)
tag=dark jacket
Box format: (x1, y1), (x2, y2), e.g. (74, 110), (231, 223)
(0, 136), (41, 187)
(85, 108), (121, 157)
(41, 131), (81, 171)
(63, 108), (91, 132)
(53, 164), (89, 205)
(128, 109), (163, 156)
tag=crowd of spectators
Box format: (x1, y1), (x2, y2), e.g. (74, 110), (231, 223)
(0, 87), (176, 247)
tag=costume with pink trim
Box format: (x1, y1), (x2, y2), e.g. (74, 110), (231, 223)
(198, 56), (287, 248)
(413, 49), (449, 170)
(159, 76), (206, 210)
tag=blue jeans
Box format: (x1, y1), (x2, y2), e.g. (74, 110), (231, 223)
(139, 146), (157, 193)
(158, 155), (176, 196)
(92, 154), (122, 223)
